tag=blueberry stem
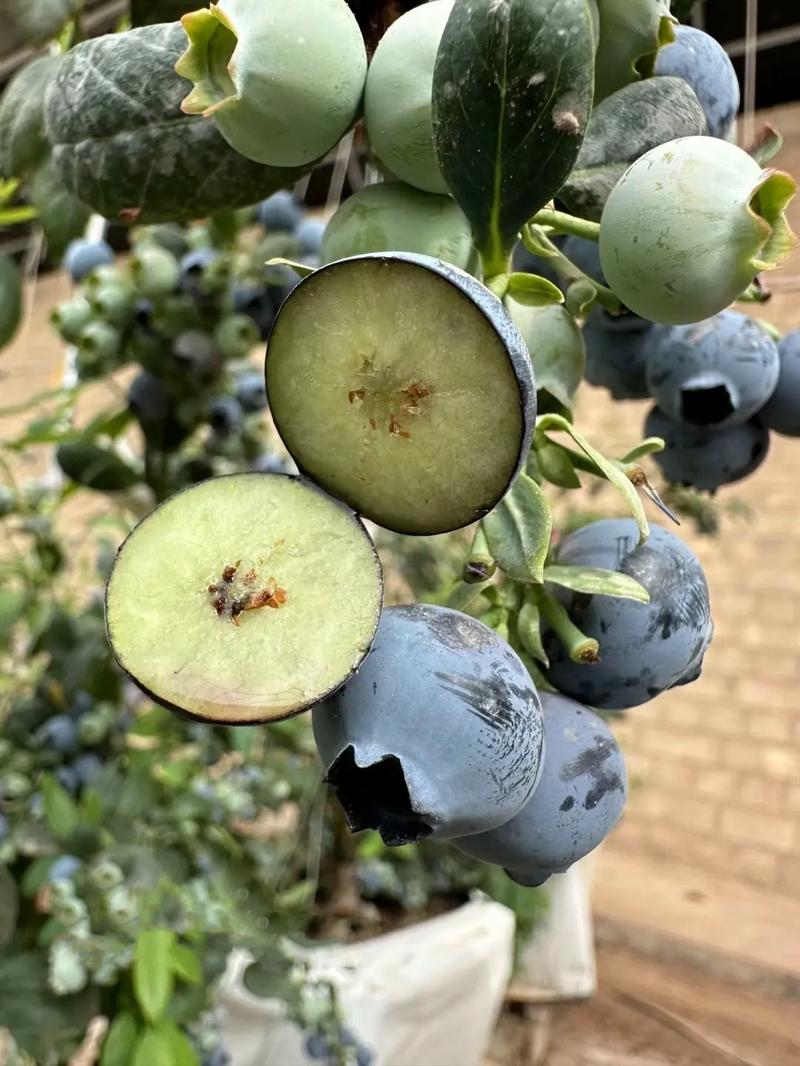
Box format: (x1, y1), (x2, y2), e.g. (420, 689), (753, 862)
(528, 208), (601, 243)
(534, 587), (599, 665)
(521, 225), (622, 314)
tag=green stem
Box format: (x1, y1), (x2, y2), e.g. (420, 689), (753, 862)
(521, 226), (621, 314)
(529, 208), (601, 242)
(445, 580), (487, 613)
(485, 274), (509, 301)
(463, 524), (496, 584)
(534, 587), (599, 665)
(143, 446), (169, 504)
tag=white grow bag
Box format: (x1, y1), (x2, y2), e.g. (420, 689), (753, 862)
(216, 898), (515, 1066)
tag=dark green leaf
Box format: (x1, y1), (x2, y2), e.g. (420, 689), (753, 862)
(42, 775), (80, 841)
(432, 0), (595, 275)
(80, 408), (133, 442)
(544, 564), (650, 602)
(508, 302), (585, 409)
(0, 256), (22, 350)
(559, 77), (707, 220)
(170, 944), (202, 985)
(132, 1029), (174, 1066)
(20, 856), (53, 897)
(535, 438), (581, 489)
(134, 930), (175, 1024)
(594, 0), (675, 101)
(101, 1012), (139, 1066)
(482, 472), (552, 583)
(242, 947), (294, 1002)
(56, 442), (140, 492)
(0, 55), (62, 178)
(130, 0), (199, 25)
(81, 788), (105, 828)
(0, 868), (18, 950)
(505, 273), (563, 308)
(29, 156), (91, 260)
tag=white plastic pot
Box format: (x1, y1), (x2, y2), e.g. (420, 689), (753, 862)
(216, 898), (515, 1066)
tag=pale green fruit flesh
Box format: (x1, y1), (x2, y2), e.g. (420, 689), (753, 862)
(105, 474), (383, 724)
(364, 0), (453, 194)
(178, 0), (367, 167)
(266, 255), (533, 535)
(320, 181), (478, 272)
(599, 136), (797, 325)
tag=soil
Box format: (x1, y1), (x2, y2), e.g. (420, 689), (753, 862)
(488, 943), (800, 1066)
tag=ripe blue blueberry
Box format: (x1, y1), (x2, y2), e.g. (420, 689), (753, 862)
(128, 372), (188, 451)
(454, 693), (627, 885)
(37, 714), (79, 754)
(72, 754), (104, 787)
(180, 248), (219, 299)
(584, 318), (653, 400)
(209, 396), (243, 434)
(56, 767), (79, 794)
(258, 191), (302, 233)
(645, 406), (769, 492)
(48, 855), (81, 883)
(655, 26), (740, 140)
(295, 218), (326, 257)
(646, 311), (780, 428)
(543, 519), (713, 710)
(760, 329), (800, 438)
(235, 370), (268, 413)
(63, 239), (114, 281)
(231, 283), (277, 340)
(304, 1032), (330, 1059)
(313, 604), (544, 843)
(69, 691), (94, 719)
(171, 330), (220, 383)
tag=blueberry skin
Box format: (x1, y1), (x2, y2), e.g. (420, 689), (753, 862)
(69, 691), (94, 719)
(48, 855), (81, 883)
(645, 406), (769, 492)
(56, 767), (79, 794)
(312, 604), (544, 844)
(72, 754), (104, 786)
(64, 239), (114, 281)
(234, 369), (268, 413)
(543, 520), (713, 710)
(295, 218), (326, 256)
(180, 248), (218, 298)
(37, 714), (79, 754)
(128, 371), (188, 451)
(646, 312), (780, 429)
(584, 318), (653, 400)
(454, 692), (627, 885)
(209, 396), (243, 434)
(231, 284), (277, 340)
(760, 329), (800, 437)
(304, 1033), (330, 1059)
(656, 26), (740, 140)
(258, 191), (302, 232)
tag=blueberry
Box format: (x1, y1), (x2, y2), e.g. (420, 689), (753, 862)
(235, 370), (268, 413)
(134, 300), (155, 330)
(215, 314), (260, 359)
(304, 1032), (330, 1059)
(63, 239), (114, 281)
(313, 605), (544, 843)
(171, 330), (220, 383)
(760, 329), (800, 438)
(644, 406), (769, 492)
(646, 312), (780, 429)
(37, 714), (79, 754)
(232, 283), (277, 340)
(48, 855), (81, 883)
(295, 218), (326, 256)
(249, 452), (294, 475)
(72, 754), (104, 787)
(543, 520), (713, 710)
(258, 191), (302, 233)
(655, 26), (740, 139)
(355, 1048), (374, 1066)
(180, 248), (219, 299)
(69, 691), (94, 719)
(584, 318), (653, 400)
(455, 693), (627, 886)
(208, 396), (243, 434)
(0, 813), (8, 841)
(128, 371), (189, 451)
(56, 767), (79, 794)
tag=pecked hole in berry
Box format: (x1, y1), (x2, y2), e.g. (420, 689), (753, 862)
(324, 745), (433, 846)
(679, 384), (735, 426)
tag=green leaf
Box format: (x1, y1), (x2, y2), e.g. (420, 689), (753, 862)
(0, 256), (22, 351)
(155, 1021), (199, 1066)
(517, 596), (549, 666)
(29, 156), (91, 260)
(170, 945), (202, 985)
(0, 867), (19, 950)
(133, 930), (175, 1024)
(81, 788), (104, 828)
(482, 472), (552, 584)
(538, 414), (650, 543)
(80, 408), (133, 442)
(432, 0), (595, 275)
(544, 564), (650, 603)
(507, 301), (585, 409)
(41, 775), (80, 841)
(132, 1030), (174, 1066)
(750, 124), (784, 167)
(619, 437), (665, 464)
(0, 588), (27, 644)
(56, 443), (140, 492)
(275, 880), (316, 910)
(594, 0), (675, 102)
(101, 1012), (139, 1066)
(560, 77), (707, 220)
(506, 273), (564, 308)
(0, 206), (37, 225)
(535, 438), (581, 489)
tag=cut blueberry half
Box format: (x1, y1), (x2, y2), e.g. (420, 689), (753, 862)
(265, 253), (536, 535)
(105, 473), (383, 724)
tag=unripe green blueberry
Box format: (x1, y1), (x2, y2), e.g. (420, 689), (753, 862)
(82, 265), (121, 294)
(1, 771), (31, 799)
(76, 321), (122, 365)
(364, 1), (453, 194)
(90, 282), (136, 328)
(129, 246), (181, 298)
(214, 313), (260, 358)
(599, 136), (797, 324)
(51, 297), (93, 343)
(176, 0), (367, 167)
